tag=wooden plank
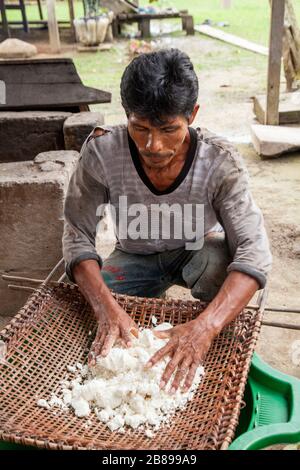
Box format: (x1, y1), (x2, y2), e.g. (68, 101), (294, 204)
(195, 25), (268, 56)
(253, 93), (300, 125)
(0, 58), (111, 109)
(0, 84), (111, 110)
(118, 12), (182, 21)
(253, 96), (266, 125)
(0, 60), (81, 84)
(265, 0), (285, 125)
(46, 0), (61, 53)
(100, 0), (138, 15)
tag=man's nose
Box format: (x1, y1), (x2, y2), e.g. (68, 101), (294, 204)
(146, 133), (163, 153)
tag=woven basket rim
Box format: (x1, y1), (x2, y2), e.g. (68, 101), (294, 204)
(0, 283), (263, 450)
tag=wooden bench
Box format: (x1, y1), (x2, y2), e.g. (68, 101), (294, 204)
(112, 11), (194, 38)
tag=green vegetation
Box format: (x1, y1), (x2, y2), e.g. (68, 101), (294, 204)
(5, 1), (300, 46)
(4, 1), (297, 122)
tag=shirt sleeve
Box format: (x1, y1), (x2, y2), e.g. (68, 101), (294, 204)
(211, 148), (272, 289)
(62, 139), (109, 282)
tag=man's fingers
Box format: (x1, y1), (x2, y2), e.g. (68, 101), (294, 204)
(122, 328), (134, 347)
(130, 326), (139, 338)
(170, 357), (193, 393)
(160, 351), (183, 390)
(88, 331), (106, 366)
(153, 329), (172, 339)
(145, 341), (173, 369)
(88, 350), (96, 367)
(182, 362), (198, 392)
(100, 331), (118, 357)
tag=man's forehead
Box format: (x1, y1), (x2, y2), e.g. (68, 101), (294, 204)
(129, 114), (182, 127)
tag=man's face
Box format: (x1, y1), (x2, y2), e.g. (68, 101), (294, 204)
(127, 109), (198, 169)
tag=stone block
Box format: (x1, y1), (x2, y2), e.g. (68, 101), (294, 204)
(0, 150), (79, 316)
(0, 111), (72, 163)
(63, 112), (104, 152)
(251, 123), (300, 158)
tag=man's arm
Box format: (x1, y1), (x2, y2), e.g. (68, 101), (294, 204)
(63, 140), (138, 364)
(147, 270), (258, 393)
(212, 152), (272, 289)
(147, 149), (272, 392)
(63, 142), (108, 281)
(73, 260), (138, 365)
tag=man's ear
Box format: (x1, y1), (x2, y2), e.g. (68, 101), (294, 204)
(188, 104), (200, 125)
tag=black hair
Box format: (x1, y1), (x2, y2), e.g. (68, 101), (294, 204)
(120, 48), (199, 126)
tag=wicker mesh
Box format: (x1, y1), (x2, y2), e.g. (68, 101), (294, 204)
(0, 283), (262, 450)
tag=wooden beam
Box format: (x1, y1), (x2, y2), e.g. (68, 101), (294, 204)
(67, 0), (76, 41)
(46, 0), (61, 54)
(0, 0), (10, 38)
(195, 25), (268, 56)
(265, 0), (285, 125)
(254, 93), (300, 125)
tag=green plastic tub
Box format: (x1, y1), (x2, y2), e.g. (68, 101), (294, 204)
(230, 353), (300, 450)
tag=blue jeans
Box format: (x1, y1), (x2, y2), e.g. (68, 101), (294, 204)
(101, 235), (231, 302)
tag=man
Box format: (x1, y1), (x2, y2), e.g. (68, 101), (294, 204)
(63, 49), (272, 394)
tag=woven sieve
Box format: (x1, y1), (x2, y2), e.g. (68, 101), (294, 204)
(0, 283), (262, 450)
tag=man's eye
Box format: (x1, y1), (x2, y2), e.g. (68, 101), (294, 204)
(163, 128), (176, 133)
(134, 127), (147, 132)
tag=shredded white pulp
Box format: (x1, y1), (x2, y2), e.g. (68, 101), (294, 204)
(37, 320), (205, 437)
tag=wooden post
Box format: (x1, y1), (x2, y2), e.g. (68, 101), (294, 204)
(184, 15), (194, 35)
(140, 18), (150, 38)
(0, 0), (10, 38)
(283, 0), (300, 91)
(67, 0), (76, 41)
(266, 0), (285, 125)
(46, 0), (61, 53)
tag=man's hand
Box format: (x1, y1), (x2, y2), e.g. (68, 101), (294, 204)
(88, 301), (139, 367)
(145, 318), (216, 394)
(72, 259), (139, 367)
(145, 271), (259, 393)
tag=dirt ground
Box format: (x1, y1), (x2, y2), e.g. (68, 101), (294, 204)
(1, 34), (299, 379)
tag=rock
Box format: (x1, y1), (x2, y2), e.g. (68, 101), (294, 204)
(251, 123), (300, 158)
(63, 112), (104, 152)
(292, 241), (300, 257)
(34, 150), (78, 166)
(0, 38), (37, 59)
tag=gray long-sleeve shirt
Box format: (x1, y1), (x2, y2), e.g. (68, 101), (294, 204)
(62, 124), (272, 287)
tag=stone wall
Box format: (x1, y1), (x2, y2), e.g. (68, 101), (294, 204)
(0, 111), (104, 162)
(0, 150), (79, 316)
(0, 111), (71, 163)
